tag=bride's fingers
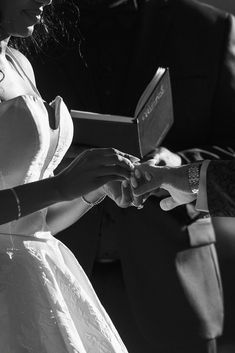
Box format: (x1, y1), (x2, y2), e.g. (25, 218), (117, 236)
(95, 165), (132, 179)
(160, 197), (180, 211)
(88, 151), (135, 171)
(90, 148), (139, 164)
(102, 148), (140, 163)
(117, 151), (140, 164)
(75, 148), (137, 173)
(104, 155), (135, 170)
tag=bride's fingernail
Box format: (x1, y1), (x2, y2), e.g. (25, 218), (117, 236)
(130, 177), (138, 188)
(134, 169), (141, 178)
(122, 180), (128, 188)
(145, 172), (152, 181)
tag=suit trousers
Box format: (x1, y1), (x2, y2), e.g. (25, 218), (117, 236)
(91, 261), (217, 353)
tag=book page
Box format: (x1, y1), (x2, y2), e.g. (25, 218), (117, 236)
(134, 67), (165, 117)
(71, 110), (135, 123)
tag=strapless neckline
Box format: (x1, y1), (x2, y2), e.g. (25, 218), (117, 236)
(0, 94), (60, 131)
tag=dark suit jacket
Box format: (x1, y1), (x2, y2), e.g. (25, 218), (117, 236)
(32, 0), (235, 345)
(207, 160), (235, 216)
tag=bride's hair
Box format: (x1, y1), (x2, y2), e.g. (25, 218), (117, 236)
(9, 0), (80, 56)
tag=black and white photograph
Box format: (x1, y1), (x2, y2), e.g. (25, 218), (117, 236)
(0, 0), (235, 352)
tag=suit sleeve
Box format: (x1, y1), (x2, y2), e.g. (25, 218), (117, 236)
(178, 14), (235, 164)
(206, 160), (235, 216)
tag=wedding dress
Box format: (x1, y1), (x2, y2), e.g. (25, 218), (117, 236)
(0, 49), (128, 353)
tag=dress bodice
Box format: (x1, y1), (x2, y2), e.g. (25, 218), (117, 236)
(0, 94), (73, 236)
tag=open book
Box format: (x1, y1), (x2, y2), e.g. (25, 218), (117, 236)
(71, 67), (174, 158)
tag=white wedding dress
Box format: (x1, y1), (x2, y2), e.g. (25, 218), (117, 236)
(0, 50), (128, 352)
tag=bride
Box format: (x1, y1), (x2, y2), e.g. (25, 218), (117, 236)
(0, 0), (138, 351)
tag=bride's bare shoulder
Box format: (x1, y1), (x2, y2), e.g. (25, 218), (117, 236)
(9, 47), (36, 85)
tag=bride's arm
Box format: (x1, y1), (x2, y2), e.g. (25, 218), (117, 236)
(0, 148), (133, 225)
(46, 188), (106, 235)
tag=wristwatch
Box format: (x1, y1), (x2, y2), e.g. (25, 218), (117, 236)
(188, 163), (202, 194)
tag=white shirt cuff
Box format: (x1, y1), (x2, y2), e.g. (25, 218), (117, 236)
(195, 160), (211, 212)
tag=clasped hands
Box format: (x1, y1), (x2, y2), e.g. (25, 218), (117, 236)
(61, 145), (194, 211)
(104, 146), (191, 210)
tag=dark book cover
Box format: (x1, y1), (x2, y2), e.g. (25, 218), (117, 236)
(71, 67), (174, 158)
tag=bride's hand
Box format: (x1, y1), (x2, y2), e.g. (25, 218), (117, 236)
(55, 148), (137, 201)
(103, 179), (145, 208)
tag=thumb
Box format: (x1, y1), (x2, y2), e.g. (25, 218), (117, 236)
(160, 197), (180, 211)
